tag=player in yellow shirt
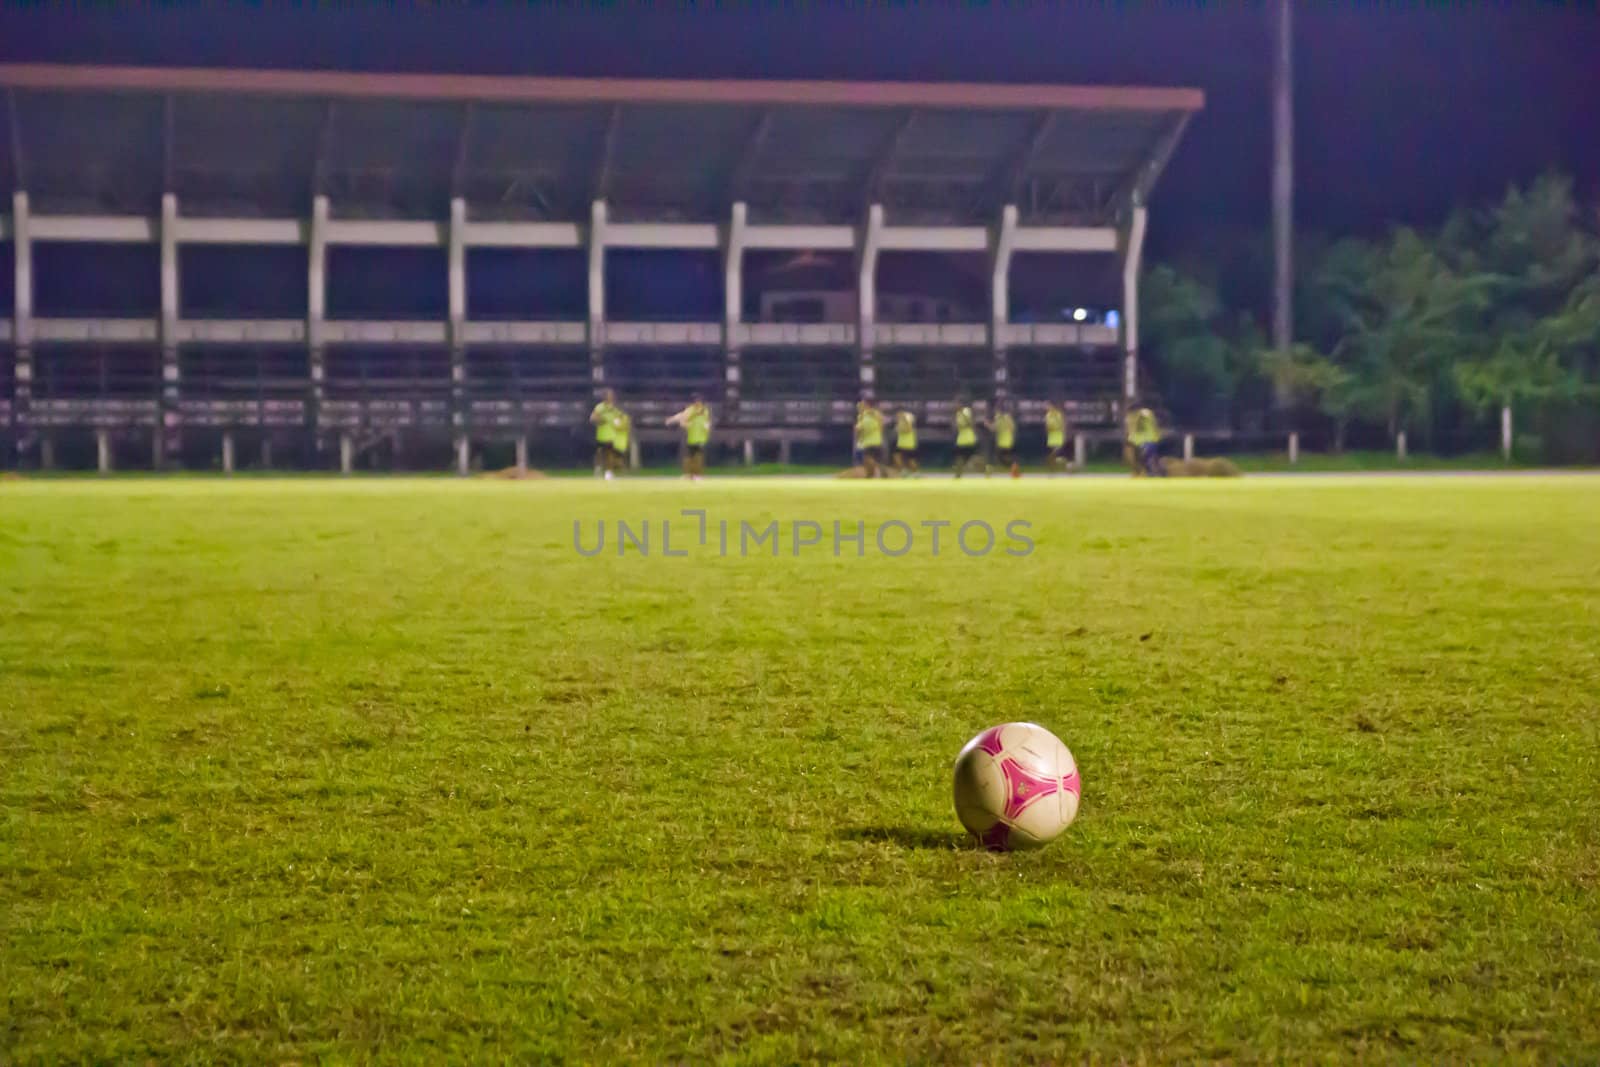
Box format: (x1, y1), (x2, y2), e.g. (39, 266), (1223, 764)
(1124, 400), (1163, 477)
(1044, 399), (1070, 474)
(892, 407), (919, 476)
(608, 405), (632, 478)
(952, 397), (979, 478)
(854, 398), (887, 478)
(589, 388), (619, 478)
(985, 401), (1021, 478)
(667, 394), (712, 480)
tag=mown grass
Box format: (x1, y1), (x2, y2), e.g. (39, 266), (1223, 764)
(2, 476), (1598, 1063)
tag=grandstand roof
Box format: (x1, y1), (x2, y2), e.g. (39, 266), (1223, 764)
(0, 63), (1201, 227)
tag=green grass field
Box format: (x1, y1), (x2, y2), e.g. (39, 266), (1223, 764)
(3, 476), (1598, 1062)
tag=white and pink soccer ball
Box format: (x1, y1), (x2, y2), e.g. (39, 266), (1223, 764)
(952, 722), (1080, 851)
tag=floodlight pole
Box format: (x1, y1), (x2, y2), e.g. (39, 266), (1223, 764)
(1271, 0), (1295, 384)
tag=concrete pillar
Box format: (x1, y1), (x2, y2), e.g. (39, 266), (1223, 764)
(1120, 202), (1149, 403)
(857, 203), (884, 400)
(308, 195), (329, 445)
(40, 436), (54, 470)
(455, 435), (470, 476)
(97, 430), (111, 474)
(779, 438), (792, 466)
(588, 200), (607, 397)
(991, 204), (1018, 402)
(1074, 432), (1087, 470)
(1396, 431), (1407, 462)
(260, 438), (273, 470)
(1183, 433), (1195, 462)
(743, 438), (755, 467)
(628, 438), (641, 471)
(12, 193), (33, 442)
(724, 202), (746, 411)
(514, 435), (528, 474)
(152, 427), (163, 470)
(340, 433), (353, 474)
(222, 431), (235, 474)
(1501, 404), (1513, 461)
(1288, 431), (1300, 465)
(448, 197), (468, 440)
(159, 193), (181, 468)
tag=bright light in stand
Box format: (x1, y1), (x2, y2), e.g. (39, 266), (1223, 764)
(1072, 307), (1089, 322)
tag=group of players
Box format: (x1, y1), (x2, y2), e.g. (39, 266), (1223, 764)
(588, 389), (1163, 478)
(848, 397), (1071, 479)
(588, 389), (712, 480)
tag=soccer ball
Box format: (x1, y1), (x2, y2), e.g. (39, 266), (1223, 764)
(952, 722), (1080, 851)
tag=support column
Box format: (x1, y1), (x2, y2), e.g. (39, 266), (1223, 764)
(628, 438), (640, 471)
(588, 200), (607, 397)
(340, 433), (353, 474)
(222, 430), (235, 474)
(514, 435), (528, 474)
(1074, 433), (1087, 470)
(1501, 404), (1513, 461)
(97, 429), (111, 474)
(260, 437), (273, 470)
(455, 434), (470, 476)
(779, 438), (792, 466)
(307, 195), (329, 453)
(1396, 431), (1407, 462)
(857, 203), (883, 400)
(1288, 431), (1300, 465)
(743, 438), (755, 467)
(1183, 433), (1195, 462)
(158, 193), (180, 469)
(1120, 202), (1149, 405)
(40, 436), (54, 470)
(448, 197), (468, 441)
(12, 192), (32, 466)
(723, 202), (747, 411)
(991, 204), (1018, 403)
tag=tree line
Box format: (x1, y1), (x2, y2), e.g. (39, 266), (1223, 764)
(1143, 174), (1600, 462)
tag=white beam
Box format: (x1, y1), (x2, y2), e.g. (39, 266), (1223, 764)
(321, 321), (449, 345)
(604, 222), (721, 250)
(742, 224), (856, 251)
(879, 225), (990, 253)
(5, 212), (1118, 259)
(1121, 203), (1148, 403)
(32, 318), (160, 342)
(1012, 226), (1119, 254)
(462, 321), (587, 346)
(464, 221), (584, 248)
(176, 319), (307, 344)
(177, 218), (305, 245)
(29, 215), (157, 242)
(325, 219), (447, 247)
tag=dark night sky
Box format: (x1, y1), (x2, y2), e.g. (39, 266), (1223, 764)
(3, 2), (1598, 254)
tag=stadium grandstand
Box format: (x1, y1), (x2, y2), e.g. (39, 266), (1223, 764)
(0, 63), (1201, 471)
